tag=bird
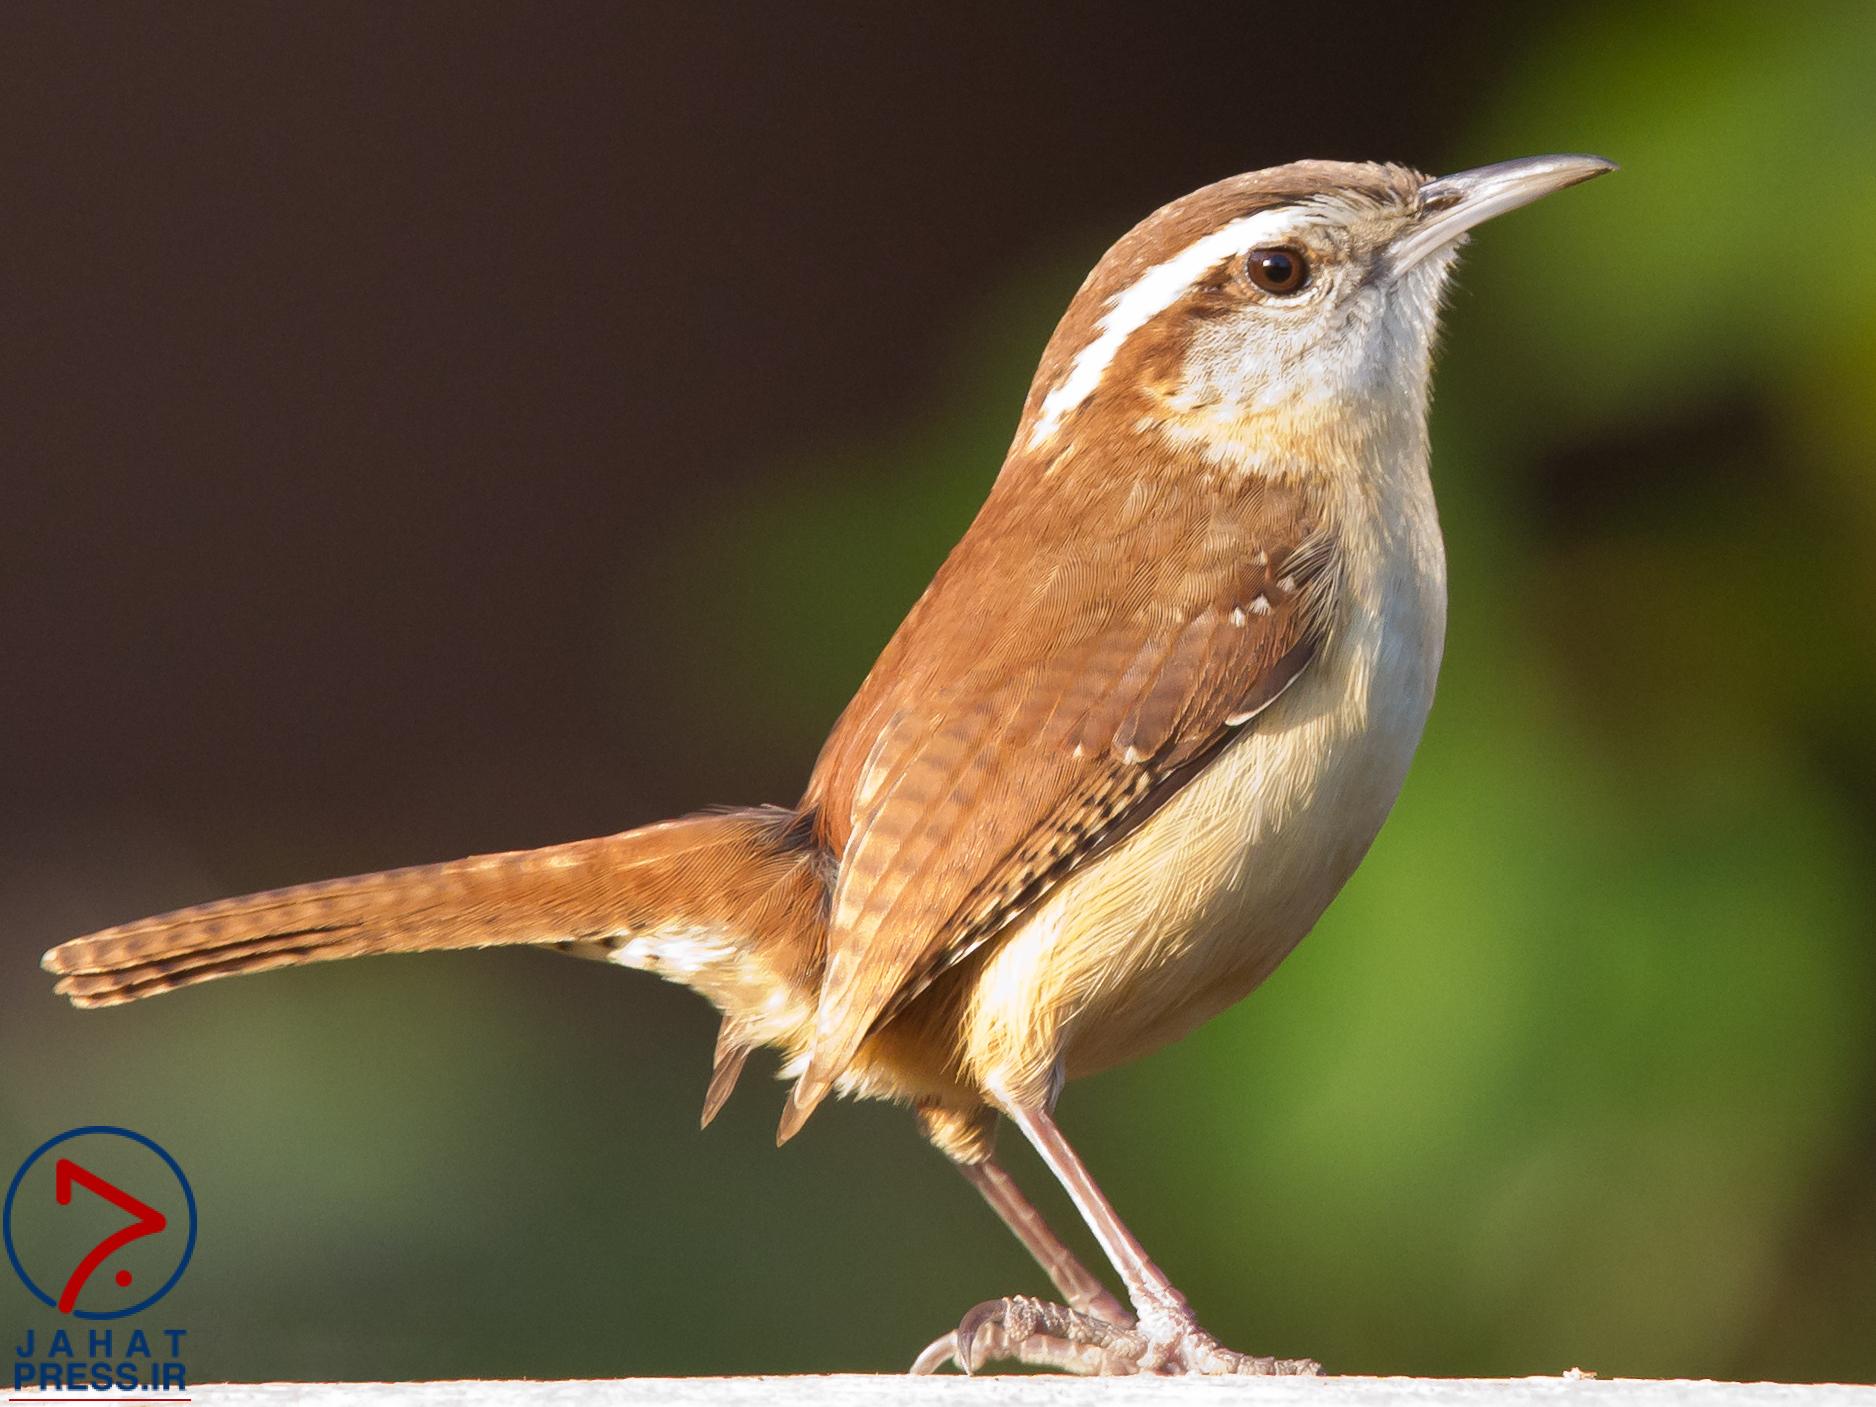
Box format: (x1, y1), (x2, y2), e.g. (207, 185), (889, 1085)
(42, 153), (1614, 1376)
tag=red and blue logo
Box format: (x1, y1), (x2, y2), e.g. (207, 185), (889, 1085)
(5, 1126), (197, 1320)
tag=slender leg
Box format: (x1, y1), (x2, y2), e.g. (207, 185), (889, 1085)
(911, 1157), (1137, 1375)
(958, 1159), (1132, 1324)
(1004, 1104), (1190, 1323)
(935, 1102), (1319, 1376)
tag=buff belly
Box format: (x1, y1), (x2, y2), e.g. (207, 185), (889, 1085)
(957, 551), (1445, 1107)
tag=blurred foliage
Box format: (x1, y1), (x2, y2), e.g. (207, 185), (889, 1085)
(7, 0), (1876, 1385)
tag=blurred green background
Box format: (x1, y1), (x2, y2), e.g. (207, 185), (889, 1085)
(5, 0), (1875, 1385)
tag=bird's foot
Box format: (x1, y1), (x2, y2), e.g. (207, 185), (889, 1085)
(910, 1294), (1321, 1377)
(911, 1295), (1144, 1375)
(1147, 1321), (1322, 1376)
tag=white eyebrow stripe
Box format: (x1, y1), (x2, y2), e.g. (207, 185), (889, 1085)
(1027, 205), (1308, 449)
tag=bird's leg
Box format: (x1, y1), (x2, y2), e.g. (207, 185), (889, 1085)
(922, 1100), (1320, 1375)
(958, 1159), (1133, 1324)
(1009, 1103), (1190, 1331)
(996, 1102), (1320, 1376)
(911, 1157), (1139, 1375)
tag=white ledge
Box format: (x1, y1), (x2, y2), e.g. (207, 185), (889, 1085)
(161, 1377), (1876, 1407)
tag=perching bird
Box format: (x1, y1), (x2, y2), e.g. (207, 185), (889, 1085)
(44, 153), (1614, 1376)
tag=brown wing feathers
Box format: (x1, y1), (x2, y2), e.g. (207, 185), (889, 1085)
(780, 467), (1340, 1137)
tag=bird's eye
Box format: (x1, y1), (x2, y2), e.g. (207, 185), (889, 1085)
(1244, 246), (1309, 295)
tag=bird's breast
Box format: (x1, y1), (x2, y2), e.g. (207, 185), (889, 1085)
(959, 483), (1447, 1106)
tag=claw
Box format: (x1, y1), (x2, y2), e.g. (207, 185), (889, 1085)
(909, 1331), (959, 1376)
(915, 1295), (1144, 1376)
(956, 1295), (1034, 1373)
(1165, 1323), (1321, 1376)
(911, 1292), (1319, 1377)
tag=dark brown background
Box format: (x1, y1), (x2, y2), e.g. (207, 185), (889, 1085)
(3, 2), (1523, 854)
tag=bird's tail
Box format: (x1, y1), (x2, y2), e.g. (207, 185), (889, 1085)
(42, 806), (830, 1113)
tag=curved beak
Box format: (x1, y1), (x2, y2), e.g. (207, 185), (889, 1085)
(1389, 153), (1616, 275)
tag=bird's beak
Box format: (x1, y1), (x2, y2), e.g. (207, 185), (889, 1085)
(1389, 153), (1616, 275)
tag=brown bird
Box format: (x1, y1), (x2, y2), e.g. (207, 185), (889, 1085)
(43, 154), (1613, 1376)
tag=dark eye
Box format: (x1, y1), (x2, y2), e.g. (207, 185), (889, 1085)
(1244, 246), (1309, 295)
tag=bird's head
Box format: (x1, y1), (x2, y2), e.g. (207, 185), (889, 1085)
(1019, 155), (1614, 474)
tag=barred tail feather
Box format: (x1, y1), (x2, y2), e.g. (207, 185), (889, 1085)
(43, 807), (830, 1028)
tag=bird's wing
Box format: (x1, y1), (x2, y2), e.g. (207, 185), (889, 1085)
(782, 464), (1340, 1134)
